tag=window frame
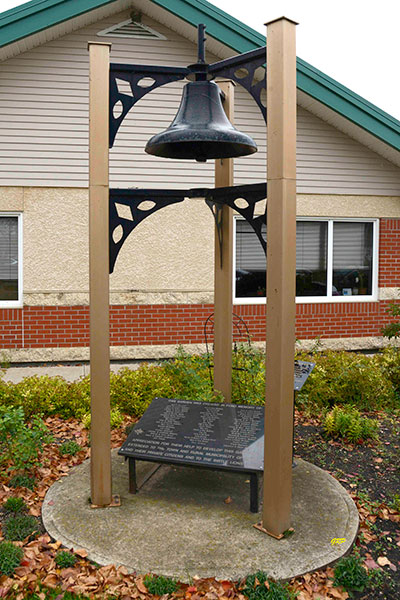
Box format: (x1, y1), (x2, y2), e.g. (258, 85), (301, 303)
(0, 212), (23, 308)
(233, 216), (379, 305)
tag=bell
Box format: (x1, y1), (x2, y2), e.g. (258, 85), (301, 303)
(145, 80), (257, 162)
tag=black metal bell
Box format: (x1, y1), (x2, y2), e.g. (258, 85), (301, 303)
(145, 80), (257, 162)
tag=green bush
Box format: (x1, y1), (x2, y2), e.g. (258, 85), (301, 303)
(0, 541), (23, 576)
(1, 347), (398, 424)
(324, 405), (379, 443)
(296, 350), (396, 412)
(81, 406), (124, 430)
(143, 574), (178, 595)
(0, 406), (53, 473)
(3, 514), (39, 541)
(375, 347), (400, 394)
(333, 554), (369, 595)
(59, 440), (81, 456)
(111, 363), (175, 416)
(381, 301), (400, 340)
(9, 473), (36, 490)
(55, 550), (77, 568)
(162, 348), (223, 404)
(0, 375), (71, 419)
(3, 496), (27, 513)
(241, 571), (297, 600)
(231, 344), (266, 405)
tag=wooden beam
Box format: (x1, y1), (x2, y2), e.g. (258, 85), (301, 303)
(262, 17), (297, 536)
(213, 80), (234, 402)
(88, 41), (112, 507)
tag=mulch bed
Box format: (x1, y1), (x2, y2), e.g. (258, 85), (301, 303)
(0, 410), (399, 600)
(294, 410), (400, 599)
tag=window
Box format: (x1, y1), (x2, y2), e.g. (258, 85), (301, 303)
(0, 214), (22, 307)
(234, 217), (378, 303)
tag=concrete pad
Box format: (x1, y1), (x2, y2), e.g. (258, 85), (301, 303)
(42, 451), (359, 581)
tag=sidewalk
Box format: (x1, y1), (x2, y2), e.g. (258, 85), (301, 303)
(2, 361), (143, 383)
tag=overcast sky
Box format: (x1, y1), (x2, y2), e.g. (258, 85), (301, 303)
(2, 0), (399, 120)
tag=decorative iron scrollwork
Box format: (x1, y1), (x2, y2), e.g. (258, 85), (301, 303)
(109, 64), (189, 147)
(109, 183), (267, 273)
(109, 189), (186, 272)
(190, 183), (267, 258)
(209, 47), (267, 123)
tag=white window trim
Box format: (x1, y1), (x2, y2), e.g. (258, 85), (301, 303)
(0, 212), (23, 308)
(233, 216), (379, 305)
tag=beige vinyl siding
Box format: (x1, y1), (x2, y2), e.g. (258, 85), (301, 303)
(0, 10), (400, 194)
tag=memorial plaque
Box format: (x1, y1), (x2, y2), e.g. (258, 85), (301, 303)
(118, 398), (265, 472)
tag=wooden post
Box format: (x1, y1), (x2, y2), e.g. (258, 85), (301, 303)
(213, 80), (234, 402)
(262, 18), (297, 537)
(88, 42), (112, 507)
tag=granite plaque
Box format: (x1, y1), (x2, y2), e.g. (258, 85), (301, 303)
(118, 398), (265, 472)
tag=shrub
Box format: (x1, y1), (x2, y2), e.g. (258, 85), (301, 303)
(55, 550), (77, 568)
(162, 348), (223, 404)
(111, 363), (175, 416)
(1, 375), (71, 418)
(231, 344), (266, 405)
(241, 571), (297, 600)
(3, 496), (27, 513)
(381, 301), (400, 340)
(0, 405), (53, 472)
(9, 473), (36, 490)
(375, 347), (400, 394)
(81, 407), (124, 430)
(324, 405), (379, 443)
(296, 350), (395, 412)
(3, 514), (39, 541)
(59, 440), (81, 456)
(0, 541), (23, 576)
(143, 574), (178, 595)
(333, 554), (369, 595)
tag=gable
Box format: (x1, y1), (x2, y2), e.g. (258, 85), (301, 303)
(0, 0), (399, 159)
(0, 8), (399, 195)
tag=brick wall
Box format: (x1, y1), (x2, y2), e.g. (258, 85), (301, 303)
(379, 218), (400, 287)
(0, 218), (399, 351)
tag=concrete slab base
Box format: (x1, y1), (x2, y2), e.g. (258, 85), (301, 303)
(42, 451), (359, 582)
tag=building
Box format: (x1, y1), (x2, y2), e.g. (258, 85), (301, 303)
(1, 0), (400, 363)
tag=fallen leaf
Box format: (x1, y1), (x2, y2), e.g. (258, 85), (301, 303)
(377, 556), (390, 567)
(364, 558), (380, 570)
(74, 549), (88, 558)
(136, 578), (147, 594)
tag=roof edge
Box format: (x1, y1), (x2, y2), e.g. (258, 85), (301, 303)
(0, 0), (399, 152)
(0, 0), (117, 48)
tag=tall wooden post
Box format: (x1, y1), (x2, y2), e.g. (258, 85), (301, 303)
(213, 80), (234, 402)
(262, 18), (297, 537)
(88, 42), (112, 507)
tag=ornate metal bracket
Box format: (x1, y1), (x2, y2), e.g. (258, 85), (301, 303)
(109, 188), (186, 273)
(110, 64), (188, 147)
(190, 183), (267, 263)
(109, 183), (267, 273)
(209, 47), (267, 123)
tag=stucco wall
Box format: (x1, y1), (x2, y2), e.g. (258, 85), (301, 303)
(4, 186), (399, 306)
